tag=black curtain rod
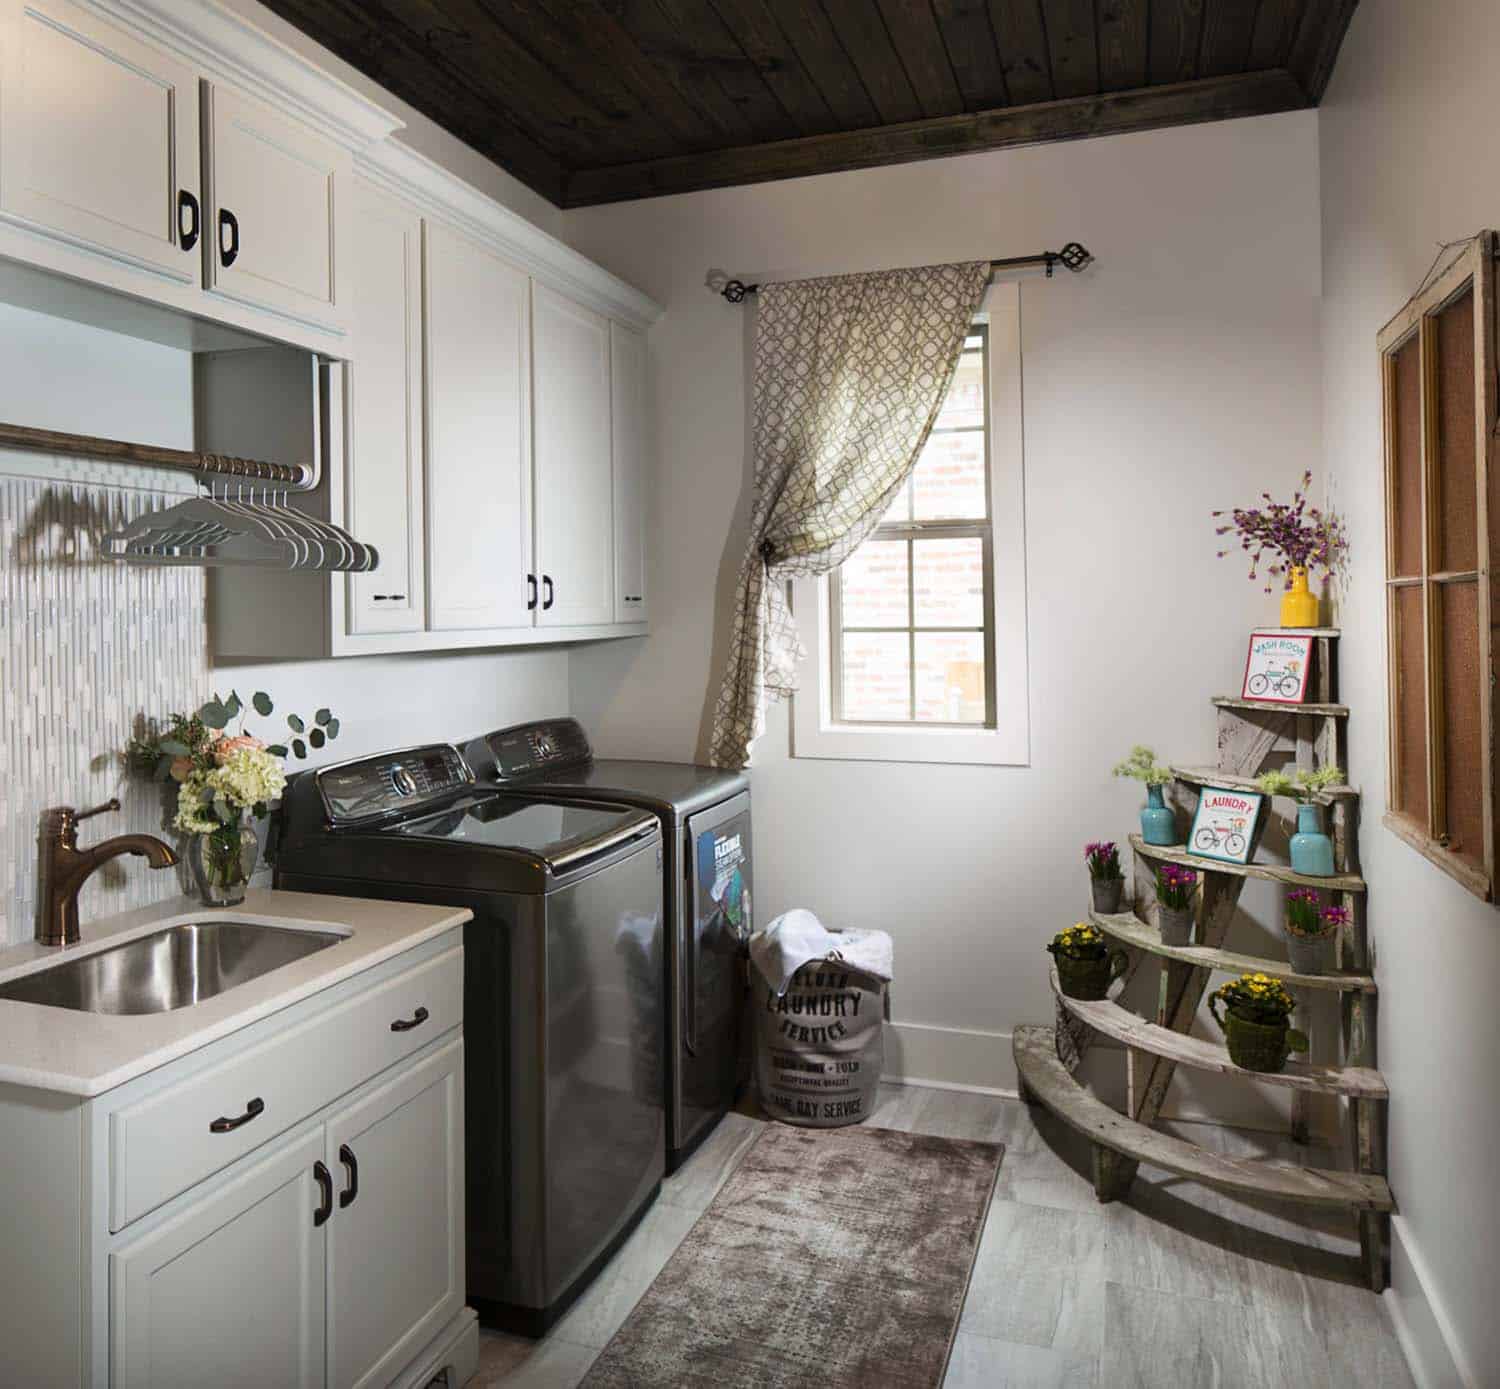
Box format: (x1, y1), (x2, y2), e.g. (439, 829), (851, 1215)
(718, 242), (1092, 303)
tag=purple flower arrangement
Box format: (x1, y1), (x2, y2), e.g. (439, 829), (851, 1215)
(1286, 888), (1349, 938)
(1213, 471), (1348, 593)
(1155, 863), (1197, 910)
(1085, 840), (1123, 882)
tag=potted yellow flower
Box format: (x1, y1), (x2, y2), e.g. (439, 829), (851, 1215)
(1210, 973), (1309, 1073)
(1046, 922), (1128, 1001)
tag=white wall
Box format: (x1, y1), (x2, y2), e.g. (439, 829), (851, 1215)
(1319, 4), (1500, 1383)
(561, 112), (1325, 1119)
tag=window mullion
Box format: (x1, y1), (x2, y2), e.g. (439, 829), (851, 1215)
(907, 536), (916, 722)
(1420, 314), (1447, 841)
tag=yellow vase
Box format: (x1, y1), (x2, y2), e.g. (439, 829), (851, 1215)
(1280, 566), (1320, 628)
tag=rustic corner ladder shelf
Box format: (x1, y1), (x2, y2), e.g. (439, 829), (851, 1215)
(1014, 629), (1392, 1290)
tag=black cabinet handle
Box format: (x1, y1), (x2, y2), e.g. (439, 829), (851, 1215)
(372, 594), (406, 602)
(313, 1161), (333, 1226)
(178, 189), (200, 252)
(338, 1143), (359, 1208)
(390, 1005), (429, 1033)
(527, 574), (538, 611)
(218, 207), (240, 267)
(542, 576), (554, 610)
(209, 1096), (264, 1133)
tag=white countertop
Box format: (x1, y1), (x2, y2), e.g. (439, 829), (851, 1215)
(0, 888), (471, 1098)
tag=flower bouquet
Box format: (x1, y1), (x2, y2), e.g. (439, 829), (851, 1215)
(1256, 765), (1345, 876)
(1155, 862), (1198, 946)
(129, 691), (339, 906)
(1210, 973), (1308, 1073)
(1085, 840), (1124, 914)
(1046, 922), (1128, 1001)
(1112, 745), (1176, 845)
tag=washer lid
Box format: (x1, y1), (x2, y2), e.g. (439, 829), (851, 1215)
(514, 759), (749, 818)
(389, 794), (657, 871)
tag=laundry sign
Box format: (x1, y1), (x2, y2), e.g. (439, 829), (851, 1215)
(1189, 787), (1264, 864)
(1241, 630), (1313, 704)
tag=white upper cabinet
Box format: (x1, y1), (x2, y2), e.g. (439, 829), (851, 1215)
(533, 283), (614, 628)
(345, 179), (424, 636)
(0, 0), (201, 283)
(204, 81), (348, 332)
(425, 221), (533, 633)
(610, 322), (649, 625)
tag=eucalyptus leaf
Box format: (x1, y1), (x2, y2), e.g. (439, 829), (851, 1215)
(199, 700), (229, 730)
(252, 692), (274, 717)
(287, 714), (305, 734)
(224, 691), (242, 720)
(326, 718), (340, 740)
(157, 738), (191, 757)
(314, 708), (332, 727)
(266, 743), (289, 758)
(293, 739), (307, 759)
(309, 728), (326, 750)
(153, 760), (172, 783)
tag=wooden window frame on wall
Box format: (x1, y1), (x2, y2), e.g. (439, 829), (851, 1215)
(1377, 230), (1499, 902)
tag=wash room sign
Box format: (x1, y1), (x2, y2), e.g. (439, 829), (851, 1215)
(1240, 631), (1313, 704)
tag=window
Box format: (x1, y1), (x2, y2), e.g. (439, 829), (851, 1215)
(792, 281), (1028, 765)
(1378, 231), (1498, 902)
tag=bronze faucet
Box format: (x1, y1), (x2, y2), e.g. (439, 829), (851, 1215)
(37, 800), (179, 947)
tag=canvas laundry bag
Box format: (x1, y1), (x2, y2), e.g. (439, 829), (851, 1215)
(750, 910), (891, 1128)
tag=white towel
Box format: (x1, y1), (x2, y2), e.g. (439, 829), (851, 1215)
(749, 908), (894, 997)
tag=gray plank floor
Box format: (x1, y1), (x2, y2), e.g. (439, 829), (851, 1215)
(470, 1084), (1412, 1388)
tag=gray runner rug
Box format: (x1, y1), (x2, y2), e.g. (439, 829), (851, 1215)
(581, 1122), (1005, 1387)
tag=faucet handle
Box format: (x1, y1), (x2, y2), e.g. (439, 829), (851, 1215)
(75, 798), (122, 823)
(43, 799), (121, 847)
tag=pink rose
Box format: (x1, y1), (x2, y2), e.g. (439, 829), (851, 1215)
(214, 734), (268, 765)
(169, 756), (195, 782)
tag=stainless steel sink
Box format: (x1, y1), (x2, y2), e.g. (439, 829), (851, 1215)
(0, 920), (344, 1015)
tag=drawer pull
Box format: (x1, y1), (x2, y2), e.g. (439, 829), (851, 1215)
(338, 1143), (359, 1208)
(178, 189), (200, 252)
(390, 1005), (429, 1033)
(208, 1097), (264, 1134)
(313, 1161), (333, 1227)
(219, 207), (240, 267)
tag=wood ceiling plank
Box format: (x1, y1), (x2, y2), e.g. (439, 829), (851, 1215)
(1287, 0), (1358, 101)
(564, 68), (1309, 205)
(1042, 0), (1099, 99)
(1096, 0), (1149, 92)
(651, 0), (802, 142)
(1246, 0), (1304, 70)
(257, 0), (568, 200)
(605, 0), (758, 145)
(825, 3), (924, 124)
(1148, 0), (1206, 83)
(986, 0), (1053, 105)
(762, 0), (882, 128)
(875, 0), (965, 118)
(1198, 0), (1259, 78)
(709, 0), (842, 135)
(930, 0), (1008, 112)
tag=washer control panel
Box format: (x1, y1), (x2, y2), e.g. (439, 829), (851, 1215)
(481, 719), (591, 782)
(317, 744), (474, 825)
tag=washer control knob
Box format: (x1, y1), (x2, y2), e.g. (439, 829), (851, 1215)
(392, 767), (417, 797)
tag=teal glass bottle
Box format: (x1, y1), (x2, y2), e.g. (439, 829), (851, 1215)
(1289, 802), (1335, 877)
(1140, 784), (1176, 846)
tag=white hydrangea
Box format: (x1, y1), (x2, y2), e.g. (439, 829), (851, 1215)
(173, 777), (219, 835)
(206, 744), (287, 812)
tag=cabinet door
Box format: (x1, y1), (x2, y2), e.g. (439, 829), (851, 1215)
(205, 81), (347, 330)
(0, 0), (200, 282)
(111, 1128), (326, 1389)
(326, 1039), (464, 1389)
(425, 222), (532, 631)
(610, 321), (649, 624)
(345, 180), (424, 634)
(533, 283), (614, 627)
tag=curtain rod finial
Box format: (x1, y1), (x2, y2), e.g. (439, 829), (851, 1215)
(1058, 242), (1092, 272)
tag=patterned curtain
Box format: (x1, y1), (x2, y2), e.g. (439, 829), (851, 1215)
(709, 260), (992, 768)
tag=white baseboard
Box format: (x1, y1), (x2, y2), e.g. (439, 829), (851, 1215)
(881, 1020), (1015, 1094)
(1385, 1217), (1475, 1388)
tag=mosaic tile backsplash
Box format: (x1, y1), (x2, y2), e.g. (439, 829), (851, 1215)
(1, 471), (208, 944)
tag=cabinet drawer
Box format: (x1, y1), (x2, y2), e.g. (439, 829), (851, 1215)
(110, 946), (462, 1231)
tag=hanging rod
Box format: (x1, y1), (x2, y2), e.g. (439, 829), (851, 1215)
(0, 421), (311, 487)
(717, 242), (1093, 303)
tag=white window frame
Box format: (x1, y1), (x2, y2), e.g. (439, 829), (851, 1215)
(791, 280), (1030, 766)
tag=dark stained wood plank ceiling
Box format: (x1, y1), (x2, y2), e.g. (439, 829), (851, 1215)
(259, 0), (1359, 208)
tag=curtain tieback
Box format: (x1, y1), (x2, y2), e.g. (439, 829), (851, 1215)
(759, 540), (776, 564)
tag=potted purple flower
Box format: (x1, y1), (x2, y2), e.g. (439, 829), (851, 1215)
(1285, 891), (1349, 975)
(1213, 471), (1348, 627)
(1155, 863), (1197, 946)
(1085, 841), (1124, 915)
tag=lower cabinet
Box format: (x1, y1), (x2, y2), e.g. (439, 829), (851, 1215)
(111, 1036), (463, 1389)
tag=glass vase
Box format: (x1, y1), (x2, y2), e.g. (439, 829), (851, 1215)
(192, 818), (258, 907)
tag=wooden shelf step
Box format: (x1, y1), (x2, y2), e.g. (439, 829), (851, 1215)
(1047, 969), (1387, 1098)
(1213, 695), (1349, 718)
(1130, 834), (1366, 893)
(1013, 1026), (1394, 1212)
(1088, 910), (1377, 993)
(1171, 764), (1359, 804)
